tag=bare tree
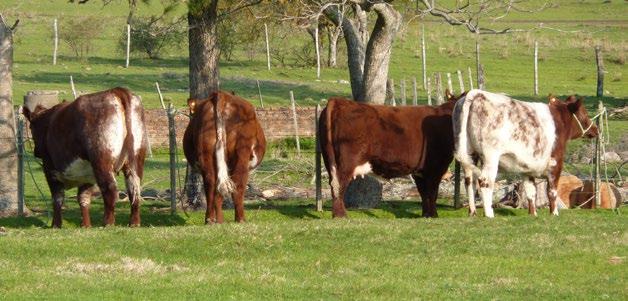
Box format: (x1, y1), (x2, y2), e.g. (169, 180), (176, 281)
(0, 15), (19, 217)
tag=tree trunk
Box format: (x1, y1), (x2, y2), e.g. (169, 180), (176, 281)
(185, 1), (221, 208)
(324, 2), (400, 104)
(0, 15), (18, 217)
(327, 24), (341, 68)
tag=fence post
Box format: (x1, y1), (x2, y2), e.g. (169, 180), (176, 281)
(478, 64), (485, 90)
(446, 72), (453, 94)
(534, 40), (538, 96)
(593, 101), (603, 208)
(70, 75), (77, 99)
(401, 79), (406, 105)
(315, 104), (323, 212)
(315, 26), (320, 79)
(125, 23), (130, 68)
(457, 70), (465, 94)
(595, 46), (604, 97)
(412, 77), (418, 105)
(167, 103), (177, 214)
(53, 18), (58, 65)
(421, 24), (427, 90)
(16, 111), (24, 216)
(426, 77), (432, 105)
(434, 73), (443, 104)
(467, 66), (474, 90)
(475, 35), (481, 89)
(454, 160), (461, 209)
(256, 80), (264, 108)
(290, 91), (301, 156)
(264, 23), (271, 71)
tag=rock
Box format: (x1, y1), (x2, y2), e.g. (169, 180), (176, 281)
(344, 175), (382, 209)
(603, 152), (621, 163)
(336, 79), (349, 84)
(557, 175), (583, 208)
(618, 151), (628, 161)
(570, 181), (621, 209)
(141, 188), (161, 198)
(261, 188), (288, 200)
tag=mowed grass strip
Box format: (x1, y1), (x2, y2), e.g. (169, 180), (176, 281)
(0, 202), (626, 300)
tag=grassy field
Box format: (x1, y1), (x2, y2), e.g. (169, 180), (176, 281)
(0, 200), (626, 300)
(1, 1), (626, 299)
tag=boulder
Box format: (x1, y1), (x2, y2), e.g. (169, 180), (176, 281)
(344, 175), (382, 209)
(569, 181), (621, 209)
(603, 152), (621, 163)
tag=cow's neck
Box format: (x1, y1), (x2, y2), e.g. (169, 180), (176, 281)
(547, 105), (575, 176)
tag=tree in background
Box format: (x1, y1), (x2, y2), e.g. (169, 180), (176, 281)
(0, 15), (19, 217)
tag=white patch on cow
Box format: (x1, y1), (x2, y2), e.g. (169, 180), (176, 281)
(100, 97), (126, 160)
(215, 103), (235, 197)
(130, 95), (144, 153)
(552, 206), (560, 216)
(125, 172), (141, 205)
(549, 158), (557, 168)
(56, 159), (97, 186)
(249, 144), (258, 169)
(79, 195), (91, 207)
(330, 166), (340, 197)
(352, 162), (372, 180)
(549, 189), (558, 198)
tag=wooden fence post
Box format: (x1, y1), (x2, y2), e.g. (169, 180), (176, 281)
(426, 77), (432, 105)
(457, 70), (464, 94)
(421, 24), (427, 90)
(53, 18), (58, 65)
(446, 72), (453, 94)
(478, 64), (485, 90)
(290, 91), (301, 156)
(125, 24), (130, 68)
(401, 79), (406, 105)
(167, 103), (177, 214)
(534, 40), (539, 96)
(412, 77), (418, 105)
(315, 26), (320, 79)
(595, 46), (604, 97)
(16, 112), (24, 215)
(593, 101), (603, 208)
(256, 79), (264, 108)
(264, 23), (271, 71)
(468, 66), (474, 90)
(434, 73), (443, 104)
(70, 75), (77, 99)
(315, 104), (323, 212)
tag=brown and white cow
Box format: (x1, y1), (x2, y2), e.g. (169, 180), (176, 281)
(23, 87), (147, 228)
(319, 91), (462, 218)
(183, 91), (266, 224)
(453, 89), (598, 218)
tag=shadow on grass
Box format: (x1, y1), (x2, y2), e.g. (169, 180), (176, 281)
(251, 201), (321, 220)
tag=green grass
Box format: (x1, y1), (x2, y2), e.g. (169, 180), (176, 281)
(1, 200), (626, 300)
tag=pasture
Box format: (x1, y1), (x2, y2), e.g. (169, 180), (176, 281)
(0, 0), (626, 299)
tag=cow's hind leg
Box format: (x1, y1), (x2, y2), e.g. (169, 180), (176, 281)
(201, 173), (218, 224)
(92, 160), (119, 226)
(461, 166), (477, 216)
(412, 175), (439, 218)
(123, 168), (142, 227)
(230, 148), (253, 223)
(477, 155), (499, 218)
(77, 184), (95, 227)
(522, 178), (538, 216)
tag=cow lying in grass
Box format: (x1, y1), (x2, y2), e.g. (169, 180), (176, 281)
(24, 87), (147, 228)
(453, 90), (598, 217)
(318, 91), (463, 218)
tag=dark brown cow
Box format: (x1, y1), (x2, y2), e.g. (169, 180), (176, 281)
(183, 91), (266, 224)
(319, 91), (463, 218)
(23, 87), (147, 228)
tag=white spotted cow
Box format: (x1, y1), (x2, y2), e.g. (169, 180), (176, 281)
(453, 90), (598, 218)
(24, 87), (148, 228)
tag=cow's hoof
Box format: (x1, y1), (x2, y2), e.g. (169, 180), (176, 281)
(80, 224), (92, 228)
(128, 223), (141, 228)
(468, 211), (477, 217)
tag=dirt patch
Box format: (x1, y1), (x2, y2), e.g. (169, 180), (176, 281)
(57, 257), (189, 276)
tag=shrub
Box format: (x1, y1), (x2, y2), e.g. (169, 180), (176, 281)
(58, 16), (105, 59)
(120, 16), (185, 59)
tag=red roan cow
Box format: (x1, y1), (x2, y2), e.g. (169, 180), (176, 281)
(319, 91), (463, 218)
(453, 89), (598, 218)
(183, 91), (266, 224)
(23, 87), (147, 228)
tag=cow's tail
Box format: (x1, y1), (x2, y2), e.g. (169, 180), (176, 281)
(453, 90), (481, 176)
(320, 99), (340, 197)
(214, 93), (236, 197)
(112, 87), (144, 205)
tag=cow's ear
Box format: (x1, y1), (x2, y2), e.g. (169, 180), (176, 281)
(567, 96), (583, 113)
(548, 94), (559, 104)
(23, 106), (32, 121)
(187, 98), (197, 114)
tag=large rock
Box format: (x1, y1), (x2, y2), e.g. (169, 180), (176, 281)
(344, 175), (382, 209)
(603, 152), (622, 163)
(569, 181), (621, 209)
(557, 175), (583, 208)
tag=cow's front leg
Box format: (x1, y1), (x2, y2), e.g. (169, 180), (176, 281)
(522, 178), (537, 217)
(77, 184), (95, 227)
(412, 174), (439, 218)
(546, 163), (563, 216)
(478, 156), (499, 218)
